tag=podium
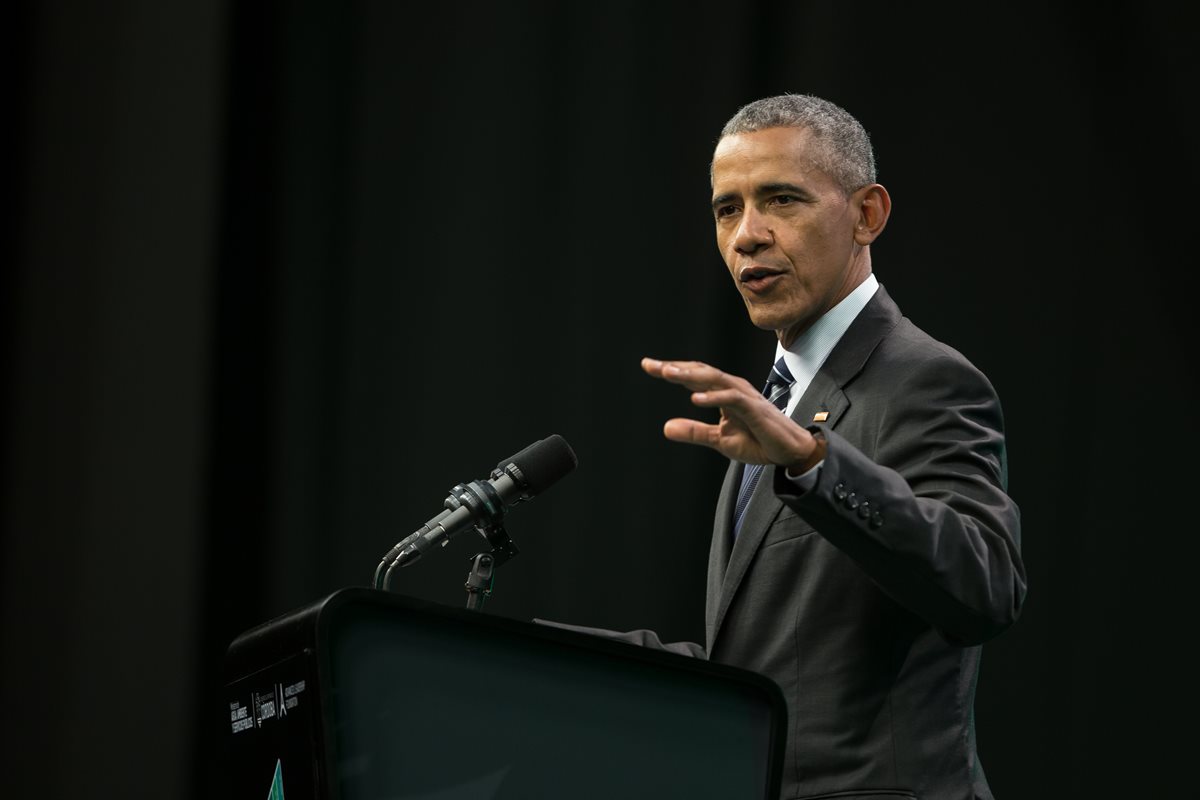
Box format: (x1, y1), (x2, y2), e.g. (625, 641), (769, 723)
(224, 588), (785, 799)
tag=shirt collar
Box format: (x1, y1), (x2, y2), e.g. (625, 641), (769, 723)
(775, 273), (879, 404)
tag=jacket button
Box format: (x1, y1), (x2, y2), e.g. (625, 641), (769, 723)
(844, 492), (859, 510)
(833, 482), (847, 501)
(870, 512), (884, 529)
(857, 500), (871, 519)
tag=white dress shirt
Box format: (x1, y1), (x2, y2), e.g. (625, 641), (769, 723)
(777, 273), (879, 488)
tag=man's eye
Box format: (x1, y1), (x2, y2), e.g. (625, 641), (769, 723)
(771, 195), (798, 206)
(715, 205), (739, 218)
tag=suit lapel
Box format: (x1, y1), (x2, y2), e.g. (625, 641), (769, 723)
(706, 461), (741, 648)
(707, 285), (903, 650)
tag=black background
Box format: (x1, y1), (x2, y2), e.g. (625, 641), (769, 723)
(2, 1), (1197, 797)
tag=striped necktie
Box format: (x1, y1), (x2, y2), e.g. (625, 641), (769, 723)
(732, 357), (796, 538)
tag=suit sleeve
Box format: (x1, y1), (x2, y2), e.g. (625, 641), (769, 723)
(531, 619), (707, 658)
(774, 353), (1026, 646)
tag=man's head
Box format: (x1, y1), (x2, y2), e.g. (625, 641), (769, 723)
(718, 94), (876, 196)
(711, 94), (890, 346)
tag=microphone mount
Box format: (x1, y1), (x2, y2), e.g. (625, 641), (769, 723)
(445, 467), (523, 568)
(373, 435), (577, 611)
(378, 469), (526, 609)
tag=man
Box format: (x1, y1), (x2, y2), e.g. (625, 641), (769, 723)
(555, 94), (1025, 799)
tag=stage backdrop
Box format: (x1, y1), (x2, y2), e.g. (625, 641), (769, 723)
(2, 1), (1196, 798)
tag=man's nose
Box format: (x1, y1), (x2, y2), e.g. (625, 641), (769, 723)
(733, 208), (773, 255)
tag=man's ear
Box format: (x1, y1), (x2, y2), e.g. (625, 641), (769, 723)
(852, 183), (891, 245)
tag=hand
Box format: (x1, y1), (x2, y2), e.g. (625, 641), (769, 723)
(641, 357), (821, 469)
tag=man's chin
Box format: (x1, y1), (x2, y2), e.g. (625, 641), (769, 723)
(745, 307), (798, 334)
(744, 308), (813, 347)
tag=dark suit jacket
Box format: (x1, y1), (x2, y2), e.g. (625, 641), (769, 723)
(706, 285), (1025, 800)
(546, 286), (1025, 800)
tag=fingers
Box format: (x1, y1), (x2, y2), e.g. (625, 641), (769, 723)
(662, 418), (721, 448)
(664, 417), (771, 464)
(689, 387), (757, 411)
(641, 357), (751, 393)
(644, 357), (708, 379)
(641, 357), (666, 377)
(644, 356), (815, 467)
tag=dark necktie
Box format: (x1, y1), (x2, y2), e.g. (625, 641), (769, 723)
(732, 357), (796, 538)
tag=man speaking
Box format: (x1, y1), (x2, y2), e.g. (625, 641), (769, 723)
(557, 94), (1025, 800)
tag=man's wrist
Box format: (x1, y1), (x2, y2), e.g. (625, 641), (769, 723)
(785, 430), (827, 478)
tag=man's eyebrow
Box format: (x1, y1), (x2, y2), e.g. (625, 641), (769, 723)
(757, 182), (811, 197)
(711, 183), (813, 210)
(711, 192), (738, 210)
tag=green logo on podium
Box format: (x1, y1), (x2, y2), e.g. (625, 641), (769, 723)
(267, 759), (284, 800)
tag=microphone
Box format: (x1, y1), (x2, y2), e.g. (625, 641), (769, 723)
(377, 440), (544, 566)
(375, 435), (577, 586)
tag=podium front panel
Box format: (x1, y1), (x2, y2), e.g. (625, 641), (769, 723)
(225, 589), (784, 799)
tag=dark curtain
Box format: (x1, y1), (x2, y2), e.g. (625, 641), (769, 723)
(3, 1), (1196, 797)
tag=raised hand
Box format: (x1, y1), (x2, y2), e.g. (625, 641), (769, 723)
(641, 357), (821, 470)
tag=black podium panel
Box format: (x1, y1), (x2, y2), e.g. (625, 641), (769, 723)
(225, 588), (785, 799)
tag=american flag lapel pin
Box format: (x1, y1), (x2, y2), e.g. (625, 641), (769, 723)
(812, 411), (829, 422)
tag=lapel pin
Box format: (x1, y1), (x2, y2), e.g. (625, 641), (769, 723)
(812, 411), (829, 422)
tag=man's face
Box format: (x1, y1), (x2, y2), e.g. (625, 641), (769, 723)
(711, 126), (867, 346)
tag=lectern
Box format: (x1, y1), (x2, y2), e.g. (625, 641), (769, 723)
(224, 588), (785, 799)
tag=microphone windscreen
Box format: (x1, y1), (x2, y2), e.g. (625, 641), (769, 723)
(503, 434), (578, 495)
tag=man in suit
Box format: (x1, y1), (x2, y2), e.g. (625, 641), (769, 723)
(553, 94), (1025, 799)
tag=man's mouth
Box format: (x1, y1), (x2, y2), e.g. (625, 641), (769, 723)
(739, 265), (785, 292)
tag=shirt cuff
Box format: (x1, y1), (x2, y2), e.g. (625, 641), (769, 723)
(783, 460), (823, 491)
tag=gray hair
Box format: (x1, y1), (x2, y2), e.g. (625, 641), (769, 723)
(719, 94), (877, 194)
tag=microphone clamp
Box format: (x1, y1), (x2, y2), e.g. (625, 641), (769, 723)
(445, 478), (520, 566)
